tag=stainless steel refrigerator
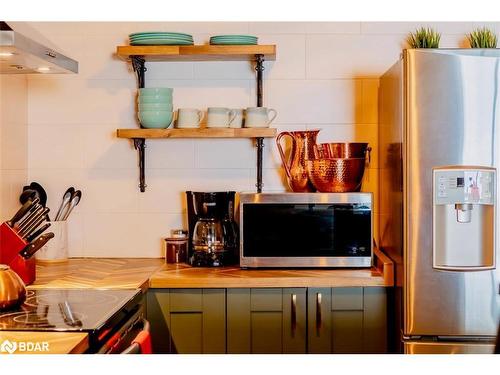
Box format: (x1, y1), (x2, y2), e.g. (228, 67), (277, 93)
(380, 49), (500, 354)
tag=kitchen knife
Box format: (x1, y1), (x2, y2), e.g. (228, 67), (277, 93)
(15, 204), (43, 232)
(6, 198), (40, 228)
(25, 222), (51, 243)
(21, 216), (50, 240)
(18, 207), (50, 237)
(19, 232), (55, 259)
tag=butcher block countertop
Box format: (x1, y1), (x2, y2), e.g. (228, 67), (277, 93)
(25, 251), (392, 290)
(0, 331), (88, 354)
(29, 258), (164, 291)
(149, 248), (394, 288)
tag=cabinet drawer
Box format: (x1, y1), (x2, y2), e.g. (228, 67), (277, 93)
(331, 287), (363, 310)
(250, 288), (282, 311)
(169, 289), (202, 312)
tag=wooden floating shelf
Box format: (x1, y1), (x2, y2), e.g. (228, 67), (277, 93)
(117, 128), (277, 139)
(116, 45), (276, 61)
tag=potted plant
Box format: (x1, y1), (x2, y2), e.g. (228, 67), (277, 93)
(407, 27), (441, 48)
(467, 27), (498, 48)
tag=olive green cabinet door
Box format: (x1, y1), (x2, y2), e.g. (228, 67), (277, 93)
(226, 288), (306, 354)
(307, 288), (332, 353)
(307, 287), (387, 354)
(147, 289), (226, 354)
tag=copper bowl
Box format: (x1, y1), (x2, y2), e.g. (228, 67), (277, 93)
(315, 143), (371, 159)
(306, 157), (366, 192)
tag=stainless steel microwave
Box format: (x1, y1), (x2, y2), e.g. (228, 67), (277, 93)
(239, 193), (373, 268)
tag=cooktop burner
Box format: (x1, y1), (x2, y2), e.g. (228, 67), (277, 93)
(0, 289), (140, 332)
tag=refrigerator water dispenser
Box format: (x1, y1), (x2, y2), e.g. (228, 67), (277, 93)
(433, 167), (496, 271)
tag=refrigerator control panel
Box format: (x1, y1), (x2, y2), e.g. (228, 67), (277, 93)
(433, 167), (495, 205)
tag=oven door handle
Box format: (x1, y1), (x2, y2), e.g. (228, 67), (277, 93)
(97, 309), (143, 354)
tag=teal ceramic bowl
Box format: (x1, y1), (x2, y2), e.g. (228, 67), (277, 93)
(138, 95), (173, 104)
(138, 103), (174, 111)
(138, 110), (173, 128)
(139, 87), (173, 96)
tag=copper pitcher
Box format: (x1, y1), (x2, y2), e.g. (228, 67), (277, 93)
(276, 130), (320, 192)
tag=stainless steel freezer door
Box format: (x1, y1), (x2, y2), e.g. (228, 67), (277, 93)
(404, 340), (495, 354)
(404, 49), (500, 337)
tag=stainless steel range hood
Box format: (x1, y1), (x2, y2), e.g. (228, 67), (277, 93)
(0, 22), (78, 74)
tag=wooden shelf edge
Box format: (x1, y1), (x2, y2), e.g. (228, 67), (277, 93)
(116, 44), (276, 61)
(374, 247), (394, 287)
(116, 128), (277, 139)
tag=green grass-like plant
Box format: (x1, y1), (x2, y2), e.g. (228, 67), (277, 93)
(467, 27), (498, 48)
(407, 27), (441, 48)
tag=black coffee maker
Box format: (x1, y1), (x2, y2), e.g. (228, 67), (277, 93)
(186, 191), (238, 267)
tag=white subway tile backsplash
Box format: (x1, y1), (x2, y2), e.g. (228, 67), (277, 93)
(28, 78), (137, 126)
(258, 34), (306, 80)
(84, 168), (139, 213)
(1, 122), (28, 170)
(360, 22), (474, 35)
(306, 34), (403, 79)
(0, 75), (27, 125)
(147, 139), (195, 169)
(248, 22), (307, 35)
(193, 61), (254, 80)
(29, 126), (86, 169)
(265, 79), (362, 124)
(82, 213), (146, 257)
(67, 212), (84, 257)
(305, 22), (361, 34)
(195, 139), (255, 169)
(83, 124), (137, 169)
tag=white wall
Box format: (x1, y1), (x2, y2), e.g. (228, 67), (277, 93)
(0, 75), (28, 221)
(24, 21), (500, 257)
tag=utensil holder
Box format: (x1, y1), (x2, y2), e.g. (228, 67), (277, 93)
(35, 221), (68, 263)
(0, 222), (36, 285)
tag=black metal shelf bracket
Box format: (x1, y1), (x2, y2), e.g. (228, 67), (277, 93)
(131, 56), (146, 88)
(133, 138), (147, 192)
(255, 54), (265, 193)
(131, 56), (147, 191)
(255, 54), (264, 107)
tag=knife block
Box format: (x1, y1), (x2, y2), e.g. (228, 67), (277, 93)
(0, 222), (36, 285)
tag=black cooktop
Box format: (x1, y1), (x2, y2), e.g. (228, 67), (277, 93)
(0, 289), (141, 332)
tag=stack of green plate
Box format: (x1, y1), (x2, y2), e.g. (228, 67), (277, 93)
(210, 35), (258, 45)
(129, 32), (194, 46)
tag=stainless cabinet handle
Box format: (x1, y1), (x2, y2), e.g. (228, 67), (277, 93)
(316, 292), (322, 336)
(291, 293), (297, 337)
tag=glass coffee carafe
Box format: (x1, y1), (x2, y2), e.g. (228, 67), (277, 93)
(192, 218), (224, 265)
(188, 197), (236, 267)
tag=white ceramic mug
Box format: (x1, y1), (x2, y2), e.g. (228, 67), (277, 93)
(245, 107), (277, 128)
(229, 109), (244, 128)
(35, 221), (68, 263)
(206, 107), (236, 128)
(176, 108), (204, 128)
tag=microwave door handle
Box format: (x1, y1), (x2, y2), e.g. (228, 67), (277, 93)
(316, 292), (322, 336)
(291, 293), (297, 337)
